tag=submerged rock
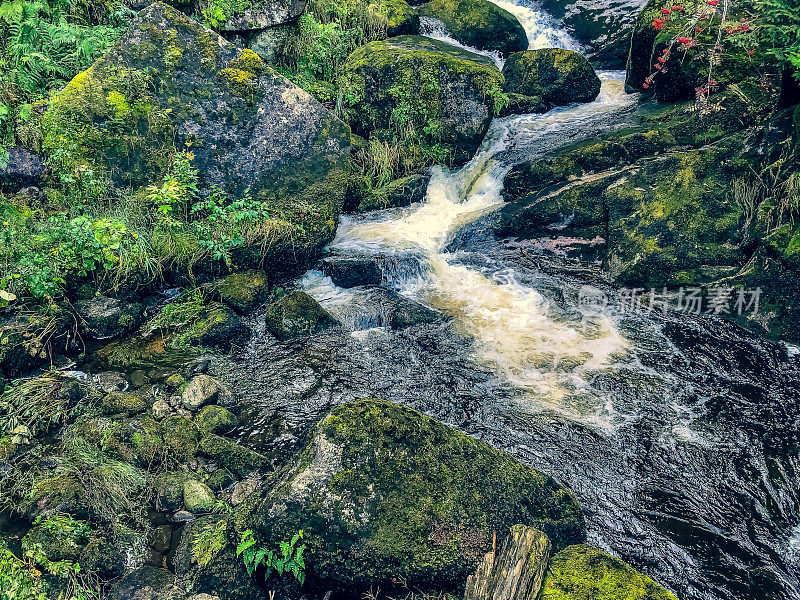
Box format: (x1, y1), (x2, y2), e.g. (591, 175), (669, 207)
(540, 545), (677, 599)
(42, 2), (350, 276)
(321, 256), (384, 288)
(418, 0), (527, 56)
(240, 399), (584, 591)
(264, 291), (337, 340)
(339, 35), (504, 164)
(502, 49), (600, 109)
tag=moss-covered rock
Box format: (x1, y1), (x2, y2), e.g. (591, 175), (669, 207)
(75, 296), (145, 341)
(264, 290), (337, 340)
(339, 35), (505, 164)
(214, 270), (269, 314)
(108, 565), (186, 600)
(207, 468), (237, 491)
(540, 545), (677, 600)
(502, 49), (600, 108)
(156, 471), (195, 511)
(183, 479), (216, 513)
(199, 434), (268, 477)
(239, 399), (584, 592)
(182, 374), (228, 411)
(418, 0), (527, 56)
(43, 2), (350, 277)
(195, 405), (239, 436)
(22, 515), (91, 563)
(162, 415), (200, 462)
(101, 391), (150, 415)
(625, 0), (773, 101)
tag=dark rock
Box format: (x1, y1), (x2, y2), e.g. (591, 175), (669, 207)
(354, 171), (432, 212)
(321, 256), (383, 288)
(93, 371), (130, 394)
(108, 566), (185, 600)
(156, 471), (195, 512)
(150, 524), (173, 554)
(339, 35), (504, 164)
(418, 0), (527, 56)
(182, 374), (228, 411)
(264, 291), (337, 340)
(75, 296), (145, 340)
(194, 405), (238, 435)
(79, 535), (130, 580)
(207, 468), (237, 491)
(502, 49), (600, 108)
(243, 399), (584, 591)
(214, 270), (269, 314)
(0, 147), (47, 192)
(353, 286), (445, 329)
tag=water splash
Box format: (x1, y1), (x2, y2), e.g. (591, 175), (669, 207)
(419, 16), (505, 69)
(487, 0), (583, 50)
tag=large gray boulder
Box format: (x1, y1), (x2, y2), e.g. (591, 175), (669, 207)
(42, 2), (350, 276)
(0, 147), (47, 192)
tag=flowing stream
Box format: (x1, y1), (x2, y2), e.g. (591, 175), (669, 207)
(216, 4), (800, 599)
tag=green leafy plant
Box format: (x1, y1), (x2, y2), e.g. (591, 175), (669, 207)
(236, 529), (307, 585)
(759, 0), (800, 81)
(192, 519), (228, 568)
(0, 542), (47, 600)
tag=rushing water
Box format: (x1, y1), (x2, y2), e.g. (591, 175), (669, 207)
(215, 4), (800, 599)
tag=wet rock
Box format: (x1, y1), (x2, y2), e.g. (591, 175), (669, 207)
(22, 515), (89, 563)
(0, 147), (47, 192)
(418, 0), (527, 56)
(195, 405), (238, 436)
(214, 270), (269, 314)
(198, 434), (268, 477)
(150, 524), (173, 554)
(152, 399), (171, 420)
(540, 545), (677, 600)
(108, 566), (185, 600)
(182, 375), (227, 411)
(130, 369), (150, 387)
(183, 480), (216, 513)
(243, 399), (584, 590)
(171, 510), (196, 523)
(321, 256), (383, 288)
(349, 287), (445, 329)
(499, 93), (547, 117)
(42, 2), (350, 277)
(502, 49), (600, 108)
(216, 0), (306, 32)
(75, 296), (145, 340)
(79, 535), (129, 580)
(180, 305), (249, 351)
(339, 35), (503, 164)
(165, 373), (187, 390)
(350, 171), (432, 212)
(264, 291), (337, 340)
(464, 525), (551, 600)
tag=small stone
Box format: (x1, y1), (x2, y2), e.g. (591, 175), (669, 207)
(164, 374), (186, 390)
(176, 407), (193, 419)
(152, 399), (170, 421)
(182, 375), (226, 411)
(150, 525), (172, 554)
(130, 370), (149, 388)
(93, 372), (129, 394)
(183, 480), (216, 514)
(170, 510), (195, 524)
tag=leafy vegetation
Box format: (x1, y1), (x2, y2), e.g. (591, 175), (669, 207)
(759, 0), (800, 79)
(192, 518), (228, 568)
(236, 529), (307, 585)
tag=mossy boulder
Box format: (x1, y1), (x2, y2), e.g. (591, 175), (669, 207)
(198, 434), (268, 477)
(195, 405), (238, 435)
(183, 479), (216, 513)
(540, 545), (677, 600)
(625, 0), (771, 101)
(101, 391), (150, 415)
(214, 270), (269, 314)
(108, 566), (186, 600)
(502, 49), (600, 108)
(162, 415), (200, 462)
(264, 290), (337, 340)
(207, 468), (237, 491)
(182, 374), (228, 411)
(215, 0), (307, 32)
(22, 515), (90, 563)
(239, 399), (584, 592)
(156, 471), (195, 511)
(339, 36), (505, 164)
(42, 2), (350, 276)
(417, 0), (527, 56)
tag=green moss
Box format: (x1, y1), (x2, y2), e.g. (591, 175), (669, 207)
(22, 515), (91, 564)
(501, 49), (600, 106)
(215, 270), (269, 314)
(195, 405), (239, 436)
(540, 545), (677, 600)
(162, 415), (200, 462)
(244, 399), (584, 590)
(101, 391), (149, 415)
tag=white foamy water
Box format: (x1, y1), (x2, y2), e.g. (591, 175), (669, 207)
(420, 16), (506, 69)
(488, 0), (583, 50)
(316, 75), (639, 416)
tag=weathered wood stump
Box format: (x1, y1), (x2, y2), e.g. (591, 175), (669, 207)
(464, 525), (552, 600)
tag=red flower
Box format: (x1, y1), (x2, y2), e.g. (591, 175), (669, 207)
(653, 18), (666, 29)
(672, 5), (684, 10)
(706, 0), (718, 5)
(655, 63), (663, 69)
(662, 7), (672, 14)
(643, 82), (651, 89)
(663, 48), (670, 54)
(677, 37), (691, 43)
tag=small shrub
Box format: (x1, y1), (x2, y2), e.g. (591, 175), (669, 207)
(236, 529), (307, 585)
